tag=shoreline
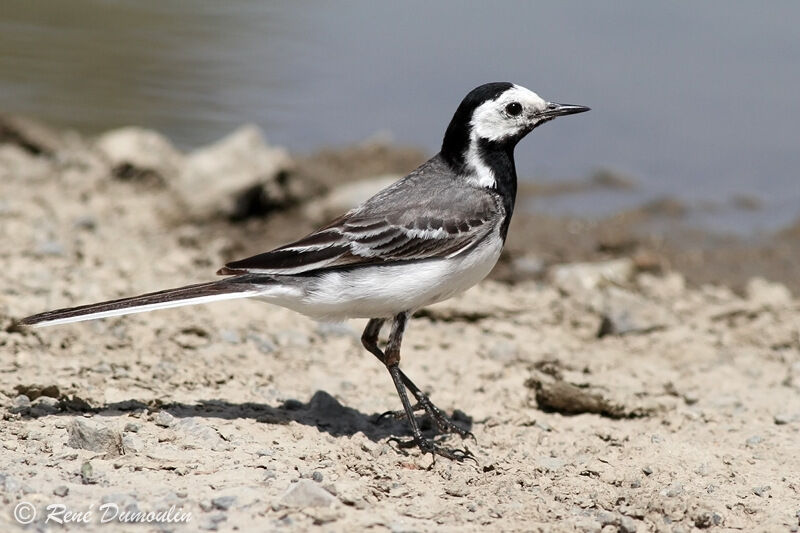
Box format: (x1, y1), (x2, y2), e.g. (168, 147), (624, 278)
(1, 116), (799, 531)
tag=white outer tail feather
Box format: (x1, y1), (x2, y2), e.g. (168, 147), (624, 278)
(27, 291), (260, 328)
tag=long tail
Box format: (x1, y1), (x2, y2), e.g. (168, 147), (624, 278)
(19, 275), (271, 328)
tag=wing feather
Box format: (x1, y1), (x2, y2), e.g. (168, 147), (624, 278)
(218, 160), (501, 276)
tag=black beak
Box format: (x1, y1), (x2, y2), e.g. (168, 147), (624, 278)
(540, 102), (591, 119)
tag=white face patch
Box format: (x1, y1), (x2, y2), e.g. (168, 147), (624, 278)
(462, 85), (549, 188)
(470, 84), (548, 142)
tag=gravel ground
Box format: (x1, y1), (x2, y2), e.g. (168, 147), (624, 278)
(1, 122), (799, 532)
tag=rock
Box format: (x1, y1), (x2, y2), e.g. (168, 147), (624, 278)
(526, 370), (657, 419)
(745, 277), (792, 307)
(304, 175), (398, 222)
(637, 272), (686, 300)
(67, 418), (124, 456)
(53, 485), (69, 497)
(774, 413), (795, 425)
(511, 254), (547, 277)
(596, 287), (674, 337)
(12, 395), (31, 409)
(153, 410), (177, 428)
(661, 482), (684, 497)
(14, 384), (60, 400)
(95, 127), (183, 181)
(548, 258), (634, 294)
(212, 495), (236, 510)
(279, 479), (338, 508)
(178, 125), (292, 218)
(0, 113), (65, 155)
(220, 329), (242, 344)
(122, 434), (143, 453)
(619, 516), (638, 533)
(536, 456), (565, 472)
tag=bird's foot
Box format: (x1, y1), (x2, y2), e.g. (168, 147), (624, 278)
(389, 436), (476, 463)
(412, 392), (474, 440)
(377, 399), (473, 440)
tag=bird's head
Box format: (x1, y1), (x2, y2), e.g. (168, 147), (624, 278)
(441, 82), (589, 185)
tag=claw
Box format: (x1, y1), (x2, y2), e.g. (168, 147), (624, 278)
(391, 436), (477, 464)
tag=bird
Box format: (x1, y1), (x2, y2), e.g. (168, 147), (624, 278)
(19, 82), (589, 460)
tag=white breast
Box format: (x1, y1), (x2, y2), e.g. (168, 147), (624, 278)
(256, 233), (504, 321)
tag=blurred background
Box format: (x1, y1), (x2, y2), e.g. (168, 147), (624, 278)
(1, 0), (799, 234)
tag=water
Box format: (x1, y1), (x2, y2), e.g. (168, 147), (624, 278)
(2, 1), (799, 234)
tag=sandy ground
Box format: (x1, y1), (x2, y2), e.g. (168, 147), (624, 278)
(1, 121), (800, 532)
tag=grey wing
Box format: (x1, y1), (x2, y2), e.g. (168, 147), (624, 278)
(218, 170), (500, 276)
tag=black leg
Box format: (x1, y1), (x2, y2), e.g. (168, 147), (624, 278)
(361, 314), (474, 462)
(361, 318), (472, 439)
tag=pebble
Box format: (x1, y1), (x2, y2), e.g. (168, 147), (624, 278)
(642, 466), (653, 476)
(122, 434), (143, 453)
(537, 456), (565, 472)
(312, 471), (324, 482)
(153, 410), (177, 428)
(211, 495), (236, 510)
(53, 485), (69, 497)
(199, 514), (227, 531)
(745, 435), (763, 446)
(247, 333), (276, 354)
(124, 421), (141, 433)
(66, 417), (123, 456)
(13, 395), (31, 409)
(597, 287), (674, 337)
(774, 413), (795, 425)
(220, 329), (241, 344)
(619, 515), (638, 533)
(37, 241), (65, 256)
(752, 485), (770, 497)
(661, 482), (684, 498)
(548, 258), (634, 293)
(279, 479), (337, 508)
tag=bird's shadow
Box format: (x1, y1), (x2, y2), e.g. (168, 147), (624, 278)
(15, 390), (473, 443)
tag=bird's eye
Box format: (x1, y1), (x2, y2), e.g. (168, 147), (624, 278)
(505, 102), (523, 116)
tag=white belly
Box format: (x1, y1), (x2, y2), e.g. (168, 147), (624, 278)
(256, 234), (504, 321)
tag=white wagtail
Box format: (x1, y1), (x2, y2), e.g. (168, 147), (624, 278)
(20, 82), (589, 460)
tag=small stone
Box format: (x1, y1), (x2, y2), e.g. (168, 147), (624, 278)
(53, 485), (69, 497)
(752, 485), (770, 497)
(549, 258), (634, 294)
(279, 479), (338, 508)
(199, 514), (227, 531)
(220, 329), (241, 344)
(619, 516), (637, 533)
(694, 511), (722, 528)
(661, 482), (684, 498)
(642, 466), (653, 476)
(80, 461), (95, 484)
(597, 287), (674, 337)
(774, 413), (795, 425)
(36, 241), (65, 256)
(122, 434), (143, 454)
(745, 435), (763, 447)
(13, 395), (31, 409)
(67, 418), (123, 456)
(124, 422), (141, 433)
(33, 396), (60, 413)
(537, 456), (565, 472)
(247, 333), (275, 354)
(211, 495), (236, 510)
(312, 471), (323, 482)
(745, 277), (792, 306)
(153, 410), (177, 428)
